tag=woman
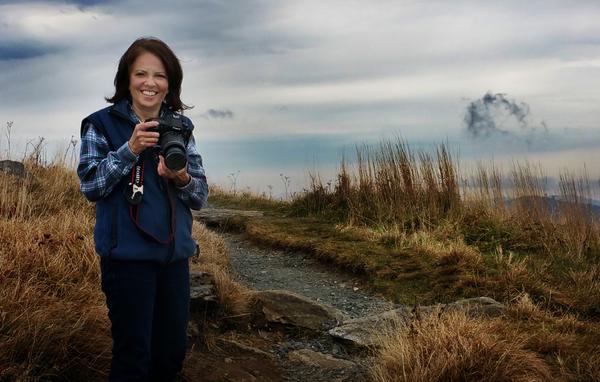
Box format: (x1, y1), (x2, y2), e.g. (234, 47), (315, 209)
(77, 37), (208, 381)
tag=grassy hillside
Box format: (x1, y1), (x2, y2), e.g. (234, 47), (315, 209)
(209, 140), (600, 381)
(0, 160), (247, 381)
(1, 136), (599, 381)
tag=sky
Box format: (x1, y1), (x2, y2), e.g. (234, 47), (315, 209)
(1, 0), (600, 196)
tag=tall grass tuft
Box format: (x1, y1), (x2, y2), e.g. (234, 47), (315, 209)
(370, 310), (553, 382)
(190, 223), (253, 319)
(293, 140), (462, 230)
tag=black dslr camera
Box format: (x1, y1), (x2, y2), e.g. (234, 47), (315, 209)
(146, 114), (189, 171)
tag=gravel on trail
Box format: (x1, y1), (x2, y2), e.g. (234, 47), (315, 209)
(199, 227), (399, 382)
(222, 233), (399, 319)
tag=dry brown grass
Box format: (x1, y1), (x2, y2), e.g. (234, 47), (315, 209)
(208, 184), (287, 211)
(208, 138), (600, 381)
(0, 160), (247, 380)
(293, 141), (462, 229)
(370, 309), (553, 382)
(368, 292), (600, 382)
(0, 161), (111, 381)
(287, 139), (600, 316)
(503, 294), (600, 382)
(190, 223), (254, 319)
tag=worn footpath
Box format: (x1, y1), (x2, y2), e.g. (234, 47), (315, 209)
(189, 208), (506, 382)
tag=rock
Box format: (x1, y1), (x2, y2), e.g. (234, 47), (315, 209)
(328, 310), (403, 347)
(0, 160), (26, 178)
(329, 297), (505, 348)
(288, 349), (355, 370)
(189, 271), (218, 310)
(217, 338), (275, 360)
(253, 290), (347, 330)
(446, 296), (506, 317)
(187, 320), (200, 339)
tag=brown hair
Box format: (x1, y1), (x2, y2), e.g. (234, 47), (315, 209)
(105, 37), (190, 111)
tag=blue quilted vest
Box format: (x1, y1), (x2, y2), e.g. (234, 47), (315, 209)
(82, 100), (197, 263)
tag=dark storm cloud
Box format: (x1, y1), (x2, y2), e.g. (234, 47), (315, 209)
(66, 0), (110, 5)
(0, 0), (309, 62)
(464, 92), (548, 141)
(0, 0), (110, 5)
(107, 0), (314, 58)
(206, 109), (234, 119)
(0, 41), (60, 61)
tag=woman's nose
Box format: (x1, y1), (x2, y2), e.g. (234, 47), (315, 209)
(144, 76), (156, 86)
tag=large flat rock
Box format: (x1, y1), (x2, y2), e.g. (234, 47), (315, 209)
(253, 290), (348, 330)
(329, 297), (505, 347)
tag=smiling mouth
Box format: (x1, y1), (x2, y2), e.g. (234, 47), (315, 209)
(142, 90), (158, 96)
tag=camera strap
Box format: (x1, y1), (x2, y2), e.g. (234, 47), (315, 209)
(125, 162), (144, 205)
(124, 154), (176, 245)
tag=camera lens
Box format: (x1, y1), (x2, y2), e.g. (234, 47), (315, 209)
(160, 132), (187, 171)
(165, 149), (187, 171)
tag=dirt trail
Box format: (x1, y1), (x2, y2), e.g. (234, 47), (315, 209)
(191, 208), (401, 382)
(194, 231), (401, 382)
(223, 232), (398, 318)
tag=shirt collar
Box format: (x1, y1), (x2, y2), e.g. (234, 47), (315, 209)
(127, 100), (167, 124)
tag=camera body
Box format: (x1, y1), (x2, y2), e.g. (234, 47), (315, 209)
(147, 114), (189, 171)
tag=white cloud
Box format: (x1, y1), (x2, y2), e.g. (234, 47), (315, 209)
(1, 3), (99, 37)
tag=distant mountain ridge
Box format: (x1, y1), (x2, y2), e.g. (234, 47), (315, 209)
(506, 195), (600, 217)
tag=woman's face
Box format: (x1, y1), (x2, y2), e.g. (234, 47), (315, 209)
(128, 51), (169, 119)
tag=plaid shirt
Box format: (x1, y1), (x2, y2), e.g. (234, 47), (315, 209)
(78, 107), (208, 210)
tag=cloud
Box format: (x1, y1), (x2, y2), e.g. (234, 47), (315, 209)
(67, 0), (111, 6)
(0, 41), (59, 60)
(464, 92), (549, 145)
(0, 0), (599, 174)
(0, 2), (108, 52)
(206, 109), (234, 119)
(0, 0), (110, 6)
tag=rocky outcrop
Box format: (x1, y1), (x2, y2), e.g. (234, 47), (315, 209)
(328, 310), (401, 348)
(253, 290), (347, 330)
(189, 271), (218, 310)
(188, 269), (504, 349)
(186, 246), (505, 381)
(328, 297), (505, 347)
(444, 296), (506, 317)
(0, 160), (26, 178)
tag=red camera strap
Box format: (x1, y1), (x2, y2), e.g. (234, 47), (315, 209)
(127, 159), (176, 245)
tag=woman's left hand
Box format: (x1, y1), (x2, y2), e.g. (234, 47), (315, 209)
(158, 155), (191, 187)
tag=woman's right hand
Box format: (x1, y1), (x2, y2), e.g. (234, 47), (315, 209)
(127, 121), (160, 155)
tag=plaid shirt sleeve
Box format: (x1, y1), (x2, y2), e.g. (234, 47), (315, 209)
(175, 134), (209, 210)
(77, 122), (139, 201)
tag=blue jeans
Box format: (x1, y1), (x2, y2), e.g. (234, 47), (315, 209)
(100, 257), (190, 382)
